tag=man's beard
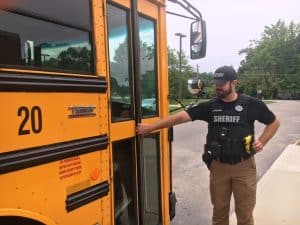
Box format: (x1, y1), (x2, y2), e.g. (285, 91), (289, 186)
(216, 85), (233, 98)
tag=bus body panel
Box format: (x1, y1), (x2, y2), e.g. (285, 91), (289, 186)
(1, 92), (108, 152)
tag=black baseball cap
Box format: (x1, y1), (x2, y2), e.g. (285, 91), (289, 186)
(212, 66), (237, 85)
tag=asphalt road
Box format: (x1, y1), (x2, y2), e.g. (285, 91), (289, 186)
(170, 100), (300, 225)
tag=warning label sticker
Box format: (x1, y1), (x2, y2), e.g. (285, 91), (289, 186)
(59, 156), (82, 180)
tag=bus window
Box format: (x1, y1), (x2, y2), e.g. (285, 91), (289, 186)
(108, 4), (133, 122)
(0, 0), (93, 73)
(139, 16), (158, 118)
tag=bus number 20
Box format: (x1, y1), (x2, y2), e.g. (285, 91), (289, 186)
(18, 106), (43, 135)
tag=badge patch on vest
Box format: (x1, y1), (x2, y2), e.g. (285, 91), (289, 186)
(235, 105), (243, 112)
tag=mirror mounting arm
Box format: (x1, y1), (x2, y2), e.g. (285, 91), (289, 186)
(168, 95), (185, 108)
(168, 95), (186, 113)
(167, 0), (202, 21)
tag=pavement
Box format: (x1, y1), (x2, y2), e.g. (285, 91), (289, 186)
(230, 142), (300, 225)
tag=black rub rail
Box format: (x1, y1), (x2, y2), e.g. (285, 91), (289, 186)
(0, 73), (107, 93)
(0, 135), (108, 174)
(66, 181), (109, 212)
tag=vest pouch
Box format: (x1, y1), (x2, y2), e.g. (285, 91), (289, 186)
(210, 142), (221, 159)
(221, 139), (243, 164)
(221, 139), (232, 163)
(203, 144), (214, 169)
(231, 139), (244, 163)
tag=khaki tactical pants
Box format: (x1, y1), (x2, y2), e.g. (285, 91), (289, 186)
(210, 157), (257, 225)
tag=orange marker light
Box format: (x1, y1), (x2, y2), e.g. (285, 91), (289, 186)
(90, 168), (100, 181)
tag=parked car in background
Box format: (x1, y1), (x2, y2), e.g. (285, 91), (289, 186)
(142, 98), (156, 110)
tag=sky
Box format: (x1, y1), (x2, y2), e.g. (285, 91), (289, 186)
(166, 0), (300, 73)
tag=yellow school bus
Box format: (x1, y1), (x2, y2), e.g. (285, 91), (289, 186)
(0, 0), (206, 224)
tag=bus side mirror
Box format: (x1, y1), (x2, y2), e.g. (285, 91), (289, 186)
(187, 78), (204, 95)
(190, 20), (207, 59)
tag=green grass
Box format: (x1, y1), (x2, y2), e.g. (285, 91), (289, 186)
(263, 100), (274, 104)
(169, 99), (208, 113)
(169, 98), (208, 105)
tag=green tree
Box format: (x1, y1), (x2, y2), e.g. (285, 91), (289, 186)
(42, 46), (92, 72)
(140, 42), (156, 99)
(109, 38), (131, 101)
(57, 46), (91, 72)
(198, 72), (214, 98)
(238, 20), (300, 99)
(168, 48), (194, 99)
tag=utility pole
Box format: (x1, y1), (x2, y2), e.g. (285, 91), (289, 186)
(175, 32), (186, 99)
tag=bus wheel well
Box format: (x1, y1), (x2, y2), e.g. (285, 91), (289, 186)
(0, 216), (46, 225)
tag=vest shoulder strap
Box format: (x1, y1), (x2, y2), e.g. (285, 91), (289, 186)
(238, 94), (252, 105)
(209, 94), (252, 107)
(208, 97), (221, 109)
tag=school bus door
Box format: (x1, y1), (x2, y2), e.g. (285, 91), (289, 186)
(107, 0), (170, 224)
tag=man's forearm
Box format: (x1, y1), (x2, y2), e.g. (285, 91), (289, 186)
(259, 118), (280, 146)
(149, 111), (191, 132)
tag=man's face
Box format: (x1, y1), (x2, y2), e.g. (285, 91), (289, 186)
(214, 81), (233, 98)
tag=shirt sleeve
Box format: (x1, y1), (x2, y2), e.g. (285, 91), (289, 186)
(185, 101), (210, 122)
(249, 99), (276, 124)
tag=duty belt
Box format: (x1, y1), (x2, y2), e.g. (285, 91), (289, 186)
(204, 140), (254, 165)
(216, 153), (252, 165)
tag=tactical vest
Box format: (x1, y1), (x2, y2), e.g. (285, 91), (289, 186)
(206, 94), (255, 164)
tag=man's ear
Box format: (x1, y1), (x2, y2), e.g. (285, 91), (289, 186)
(232, 80), (238, 86)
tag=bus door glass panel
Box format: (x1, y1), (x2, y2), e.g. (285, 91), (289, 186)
(139, 17), (158, 118)
(113, 140), (137, 225)
(107, 4), (133, 122)
(142, 134), (162, 225)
